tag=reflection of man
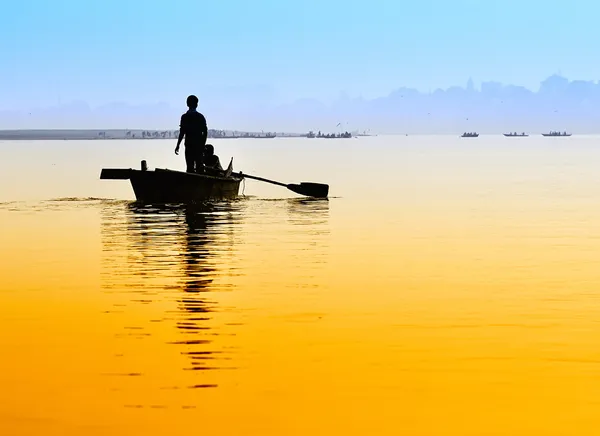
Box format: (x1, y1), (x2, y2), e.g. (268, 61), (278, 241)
(183, 205), (215, 294)
(174, 95), (208, 173)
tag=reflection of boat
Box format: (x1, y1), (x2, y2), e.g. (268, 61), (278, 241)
(503, 132), (528, 137)
(104, 201), (243, 373)
(461, 132), (479, 138)
(100, 160), (242, 203)
(542, 131), (572, 137)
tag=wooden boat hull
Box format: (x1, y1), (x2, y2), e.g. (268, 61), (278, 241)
(101, 167), (242, 203)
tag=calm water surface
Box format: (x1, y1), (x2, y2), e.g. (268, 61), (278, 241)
(2, 135), (600, 435)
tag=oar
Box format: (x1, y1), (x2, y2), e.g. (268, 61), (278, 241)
(235, 172), (329, 198)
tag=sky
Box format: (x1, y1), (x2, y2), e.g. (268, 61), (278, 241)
(1, 0), (600, 131)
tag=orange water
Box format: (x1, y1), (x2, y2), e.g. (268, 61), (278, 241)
(2, 136), (600, 435)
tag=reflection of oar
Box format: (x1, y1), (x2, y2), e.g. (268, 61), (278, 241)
(235, 172), (329, 198)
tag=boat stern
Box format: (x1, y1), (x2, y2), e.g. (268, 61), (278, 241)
(100, 168), (133, 179)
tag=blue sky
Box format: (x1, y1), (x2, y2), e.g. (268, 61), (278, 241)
(1, 0), (599, 110)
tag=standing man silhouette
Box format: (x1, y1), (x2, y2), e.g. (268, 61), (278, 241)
(175, 95), (208, 173)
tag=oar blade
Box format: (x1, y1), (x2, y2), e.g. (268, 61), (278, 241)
(287, 182), (329, 198)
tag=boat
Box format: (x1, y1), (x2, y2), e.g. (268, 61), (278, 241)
(100, 160), (242, 203)
(461, 132), (479, 138)
(542, 131), (572, 137)
(503, 132), (529, 137)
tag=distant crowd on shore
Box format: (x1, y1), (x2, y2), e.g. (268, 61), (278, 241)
(120, 129), (277, 139)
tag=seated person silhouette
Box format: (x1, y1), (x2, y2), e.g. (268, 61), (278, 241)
(203, 144), (223, 172)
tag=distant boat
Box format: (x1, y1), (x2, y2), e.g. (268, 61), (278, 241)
(461, 132), (479, 138)
(503, 132), (529, 137)
(542, 131), (572, 137)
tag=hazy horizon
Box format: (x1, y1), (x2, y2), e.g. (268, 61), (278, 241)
(4, 74), (600, 134)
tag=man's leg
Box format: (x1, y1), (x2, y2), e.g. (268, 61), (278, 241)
(184, 147), (195, 173)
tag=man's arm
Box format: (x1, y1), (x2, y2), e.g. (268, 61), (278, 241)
(175, 115), (185, 154)
(201, 114), (208, 147)
(176, 129), (185, 147)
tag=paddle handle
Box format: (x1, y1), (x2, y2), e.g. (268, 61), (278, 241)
(236, 172), (288, 188)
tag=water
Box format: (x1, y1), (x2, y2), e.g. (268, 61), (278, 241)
(2, 135), (600, 435)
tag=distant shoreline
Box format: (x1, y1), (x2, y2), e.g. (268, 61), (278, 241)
(0, 129), (306, 141)
(1, 129), (586, 140)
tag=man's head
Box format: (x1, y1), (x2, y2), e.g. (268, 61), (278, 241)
(186, 95), (199, 109)
(204, 143), (214, 156)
